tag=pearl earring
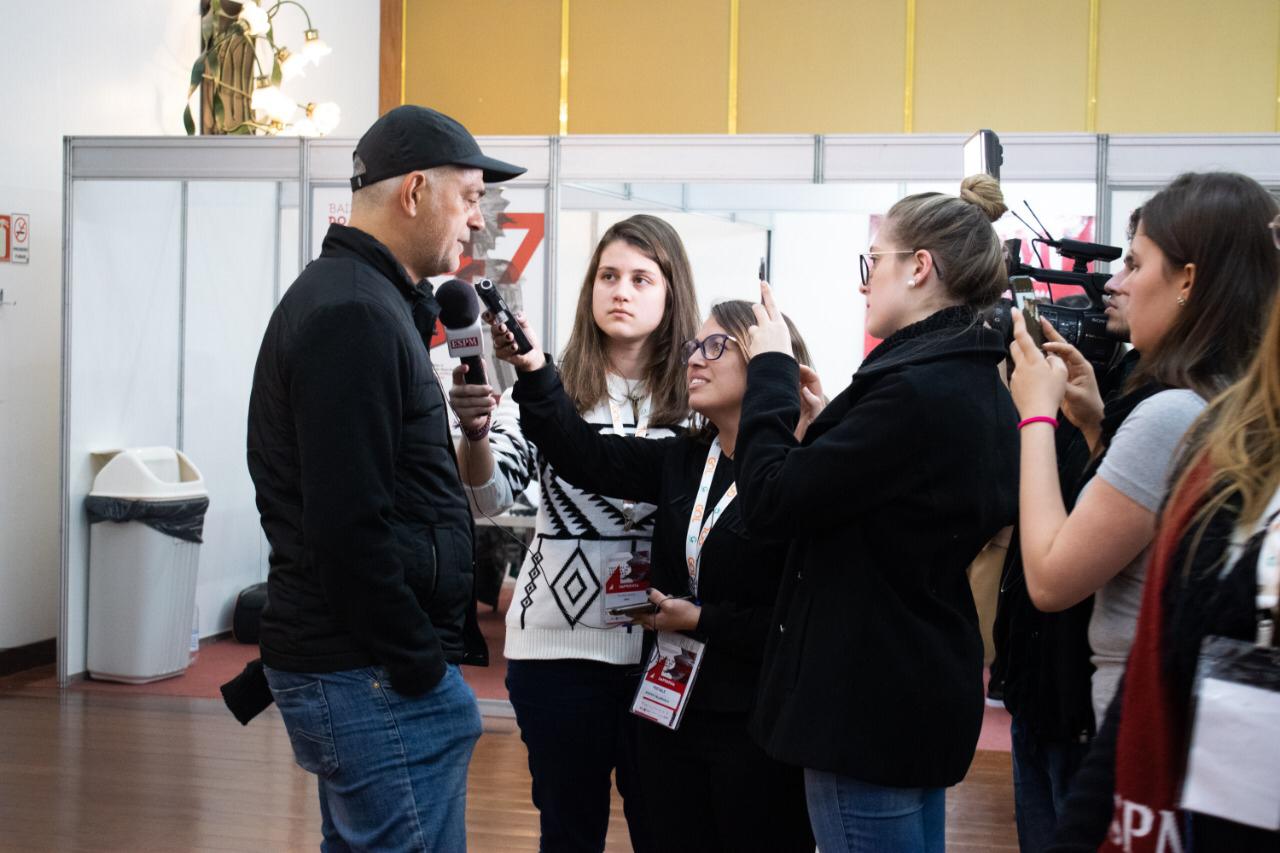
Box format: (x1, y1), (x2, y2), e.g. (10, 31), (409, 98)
(1177, 295), (1187, 307)
(907, 278), (917, 287)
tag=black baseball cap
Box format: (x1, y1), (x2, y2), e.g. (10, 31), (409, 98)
(350, 105), (526, 191)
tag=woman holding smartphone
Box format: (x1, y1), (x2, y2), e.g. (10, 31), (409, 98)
(487, 298), (823, 853)
(449, 215), (698, 853)
(734, 176), (1020, 852)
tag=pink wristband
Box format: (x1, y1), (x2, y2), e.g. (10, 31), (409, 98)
(1017, 416), (1059, 431)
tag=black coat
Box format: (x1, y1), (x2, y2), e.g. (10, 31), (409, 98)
(512, 362), (788, 713)
(736, 307), (1019, 787)
(247, 224), (484, 697)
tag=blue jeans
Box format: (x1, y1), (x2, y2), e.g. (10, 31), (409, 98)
(804, 769), (945, 853)
(1010, 715), (1089, 853)
(265, 663), (483, 852)
(506, 658), (652, 853)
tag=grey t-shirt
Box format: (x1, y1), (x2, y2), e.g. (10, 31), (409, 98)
(1086, 388), (1206, 722)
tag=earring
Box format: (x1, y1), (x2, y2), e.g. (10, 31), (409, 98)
(1177, 295), (1187, 307)
(907, 278), (917, 287)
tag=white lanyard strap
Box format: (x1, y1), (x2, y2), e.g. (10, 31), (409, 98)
(1256, 509), (1280, 646)
(684, 437), (737, 597)
(608, 394), (651, 530)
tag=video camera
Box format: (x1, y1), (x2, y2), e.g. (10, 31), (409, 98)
(966, 129), (1125, 374)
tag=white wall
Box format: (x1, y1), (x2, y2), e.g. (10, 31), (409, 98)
(0, 0), (379, 654)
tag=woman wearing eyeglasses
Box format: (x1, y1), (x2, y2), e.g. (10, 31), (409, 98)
(734, 175), (1020, 852)
(488, 299), (822, 853)
(449, 214), (700, 853)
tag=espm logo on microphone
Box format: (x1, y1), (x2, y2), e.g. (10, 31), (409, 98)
(448, 336), (481, 353)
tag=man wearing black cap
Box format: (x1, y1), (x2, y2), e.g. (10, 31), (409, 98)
(247, 105), (525, 851)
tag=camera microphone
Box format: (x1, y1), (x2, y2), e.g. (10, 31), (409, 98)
(436, 279), (487, 386)
(475, 279), (534, 355)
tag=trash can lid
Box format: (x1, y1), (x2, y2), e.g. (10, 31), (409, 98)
(89, 447), (207, 500)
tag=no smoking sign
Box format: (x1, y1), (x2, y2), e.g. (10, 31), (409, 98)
(0, 213), (29, 264)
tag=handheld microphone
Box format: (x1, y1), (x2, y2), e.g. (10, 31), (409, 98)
(436, 279), (487, 386)
(475, 279), (533, 355)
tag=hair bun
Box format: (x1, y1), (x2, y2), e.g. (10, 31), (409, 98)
(960, 174), (1008, 223)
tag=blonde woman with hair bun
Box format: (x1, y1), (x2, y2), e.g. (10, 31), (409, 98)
(730, 179), (1020, 851)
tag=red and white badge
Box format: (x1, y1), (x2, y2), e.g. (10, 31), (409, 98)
(602, 548), (652, 626)
(631, 631), (706, 730)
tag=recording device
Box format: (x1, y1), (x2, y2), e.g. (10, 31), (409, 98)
(436, 279), (487, 386)
(608, 601), (660, 617)
(475, 278), (534, 355)
(983, 204), (1124, 374)
(964, 129), (1003, 181)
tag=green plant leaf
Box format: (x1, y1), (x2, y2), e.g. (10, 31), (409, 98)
(213, 91), (226, 129)
(183, 104), (195, 136)
(207, 47), (220, 80)
(189, 55), (205, 88)
(270, 58), (282, 87)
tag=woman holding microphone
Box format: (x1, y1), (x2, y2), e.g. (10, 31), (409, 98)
(733, 175), (1020, 851)
(487, 298), (822, 852)
(450, 214), (700, 852)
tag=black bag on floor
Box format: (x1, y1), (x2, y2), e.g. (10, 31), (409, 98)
(232, 582), (268, 644)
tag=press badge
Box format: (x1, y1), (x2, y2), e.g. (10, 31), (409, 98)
(1180, 512), (1280, 831)
(631, 631), (706, 730)
(602, 549), (652, 627)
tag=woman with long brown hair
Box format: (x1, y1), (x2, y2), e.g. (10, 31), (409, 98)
(450, 214), (699, 852)
(1009, 172), (1280, 724)
(1051, 207), (1280, 853)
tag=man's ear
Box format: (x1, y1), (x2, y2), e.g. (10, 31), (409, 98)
(399, 172), (427, 217)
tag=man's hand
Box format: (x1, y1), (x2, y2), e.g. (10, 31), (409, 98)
(448, 362), (500, 433)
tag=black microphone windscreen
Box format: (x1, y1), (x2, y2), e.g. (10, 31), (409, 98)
(436, 279), (481, 329)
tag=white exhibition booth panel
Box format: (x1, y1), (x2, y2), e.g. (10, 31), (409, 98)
(59, 133), (1280, 682)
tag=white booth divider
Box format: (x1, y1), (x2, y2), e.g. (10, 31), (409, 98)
(60, 133), (1280, 683)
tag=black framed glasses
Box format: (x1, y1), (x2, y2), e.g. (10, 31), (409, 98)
(859, 250), (914, 286)
(680, 333), (738, 365)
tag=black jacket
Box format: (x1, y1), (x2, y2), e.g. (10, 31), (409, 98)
(513, 362), (788, 713)
(736, 307), (1019, 787)
(247, 224), (484, 697)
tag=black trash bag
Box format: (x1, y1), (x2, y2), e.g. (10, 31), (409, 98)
(84, 495), (210, 543)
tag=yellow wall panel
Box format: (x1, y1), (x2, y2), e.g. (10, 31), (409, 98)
(913, 0), (1090, 133)
(569, 0), (730, 134)
(737, 0), (905, 133)
(1096, 0), (1280, 133)
(403, 0), (562, 135)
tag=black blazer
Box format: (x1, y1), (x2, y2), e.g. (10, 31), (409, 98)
(736, 307), (1019, 787)
(513, 362), (790, 713)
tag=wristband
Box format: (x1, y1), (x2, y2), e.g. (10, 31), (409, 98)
(462, 415), (492, 442)
(1017, 416), (1059, 431)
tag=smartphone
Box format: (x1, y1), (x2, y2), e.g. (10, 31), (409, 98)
(1011, 276), (1045, 347)
(758, 256), (767, 281)
(964, 129), (1003, 181)
(607, 601), (660, 617)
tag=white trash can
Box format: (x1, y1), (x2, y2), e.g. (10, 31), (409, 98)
(85, 447), (208, 683)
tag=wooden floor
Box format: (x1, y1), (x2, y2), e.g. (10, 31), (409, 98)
(0, 667), (1016, 852)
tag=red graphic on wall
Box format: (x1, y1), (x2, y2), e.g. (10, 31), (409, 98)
(428, 208), (545, 348)
(0, 215), (10, 263)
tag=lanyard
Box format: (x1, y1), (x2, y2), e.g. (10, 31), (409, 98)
(684, 437), (737, 597)
(608, 394), (650, 530)
(1255, 509), (1280, 646)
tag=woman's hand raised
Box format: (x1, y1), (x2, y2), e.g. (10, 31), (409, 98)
(487, 310), (547, 373)
(746, 281), (794, 360)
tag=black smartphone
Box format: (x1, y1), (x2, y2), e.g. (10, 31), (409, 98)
(607, 601), (660, 617)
